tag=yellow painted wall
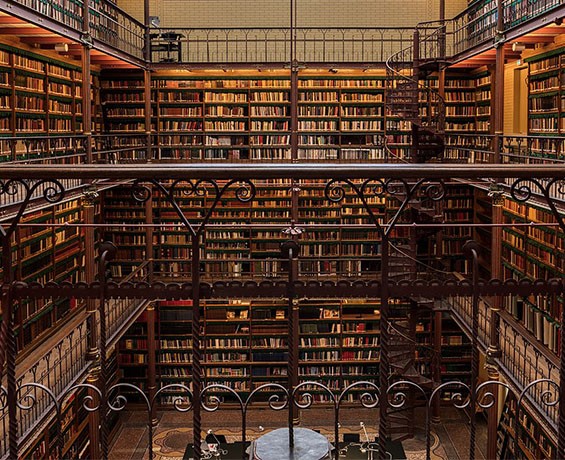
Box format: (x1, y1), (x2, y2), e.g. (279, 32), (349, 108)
(118, 0), (468, 28)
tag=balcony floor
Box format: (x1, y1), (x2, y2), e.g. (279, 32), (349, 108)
(109, 406), (487, 459)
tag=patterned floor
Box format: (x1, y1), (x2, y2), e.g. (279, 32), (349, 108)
(109, 407), (486, 460)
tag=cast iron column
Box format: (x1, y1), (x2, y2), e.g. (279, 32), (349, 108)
(431, 310), (442, 423)
(145, 190), (156, 423)
(464, 240), (480, 460)
(82, 0), (92, 164)
(147, 303), (157, 425)
(289, 0), (301, 435)
(411, 31), (420, 161)
(192, 234), (203, 459)
(144, 0), (153, 161)
(98, 242), (116, 460)
(378, 233), (390, 460)
(485, 3), (506, 457)
(283, 241), (300, 449)
(144, 69), (152, 161)
(493, 0), (505, 165)
(1, 230), (17, 459)
(83, 188), (101, 460)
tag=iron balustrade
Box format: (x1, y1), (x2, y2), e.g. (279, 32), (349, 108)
(503, 0), (564, 30)
(449, 292), (560, 438)
(0, 320), (89, 459)
(105, 261), (150, 345)
(87, 0), (144, 59)
(0, 164), (565, 460)
(0, 263), (150, 459)
(149, 27), (420, 65)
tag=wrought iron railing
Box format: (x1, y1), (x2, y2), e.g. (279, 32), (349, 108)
(149, 27), (419, 65)
(0, 320), (89, 459)
(0, 162), (565, 460)
(105, 261), (150, 344)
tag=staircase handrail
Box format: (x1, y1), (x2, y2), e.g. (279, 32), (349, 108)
(388, 320), (441, 373)
(385, 22), (448, 130)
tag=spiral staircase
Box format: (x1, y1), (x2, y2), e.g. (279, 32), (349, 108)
(385, 24), (447, 163)
(383, 22), (448, 440)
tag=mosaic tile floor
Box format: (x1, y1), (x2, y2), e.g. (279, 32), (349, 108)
(109, 407), (486, 460)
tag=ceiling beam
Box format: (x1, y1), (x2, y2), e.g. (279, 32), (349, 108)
(20, 36), (75, 45)
(0, 27), (48, 35)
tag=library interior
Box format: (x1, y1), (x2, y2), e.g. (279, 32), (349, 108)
(1, 0), (565, 459)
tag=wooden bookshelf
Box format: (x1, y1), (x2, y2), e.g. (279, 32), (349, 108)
(497, 394), (557, 460)
(117, 298), (472, 405)
(20, 385), (92, 460)
(502, 198), (563, 354)
(106, 71), (390, 162)
(103, 179), (389, 280)
(525, 46), (565, 138)
(4, 199), (85, 351)
(473, 188), (493, 279)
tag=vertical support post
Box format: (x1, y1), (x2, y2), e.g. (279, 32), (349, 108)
(144, 69), (152, 161)
(98, 242), (116, 460)
(378, 234), (390, 460)
(82, 189), (101, 460)
(412, 30), (420, 76)
(439, 0), (446, 60)
(147, 304), (157, 425)
(411, 31), (420, 161)
(489, 3), (505, 452)
(288, 0), (301, 437)
(437, 69), (446, 134)
(145, 189), (156, 423)
(493, 0), (505, 164)
(486, 196), (503, 459)
(464, 240), (480, 460)
(282, 240), (300, 450)
(191, 234), (203, 459)
(144, 0), (153, 161)
(82, 0), (92, 164)
(145, 186), (154, 283)
(431, 310), (442, 423)
(1, 232), (17, 460)
(559, 296), (565, 459)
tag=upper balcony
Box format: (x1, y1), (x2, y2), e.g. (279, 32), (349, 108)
(0, 0), (562, 68)
(0, 0), (145, 66)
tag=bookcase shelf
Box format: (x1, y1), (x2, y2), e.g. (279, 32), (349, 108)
(4, 199), (85, 352)
(497, 394), (557, 460)
(502, 198), (563, 354)
(107, 71), (390, 162)
(21, 385), (93, 460)
(117, 299), (472, 405)
(526, 47), (565, 136)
